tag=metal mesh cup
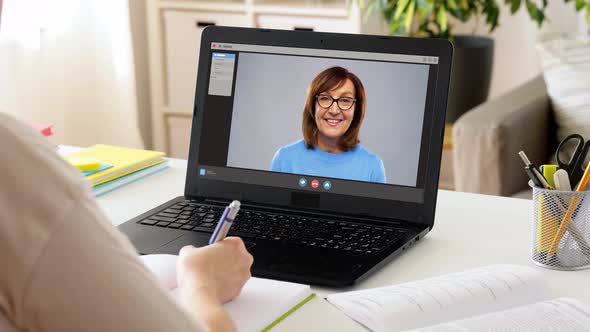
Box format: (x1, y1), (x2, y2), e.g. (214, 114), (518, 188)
(532, 185), (590, 270)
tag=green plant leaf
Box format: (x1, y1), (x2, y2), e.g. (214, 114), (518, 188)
(437, 6), (448, 32)
(389, 20), (402, 34)
(576, 0), (585, 11)
(459, 0), (468, 9)
(447, 0), (458, 10)
(404, 1), (416, 32)
(394, 0), (411, 20)
(587, 3), (590, 23)
(525, 0), (545, 26)
(417, 1), (434, 23)
(509, 0), (522, 13)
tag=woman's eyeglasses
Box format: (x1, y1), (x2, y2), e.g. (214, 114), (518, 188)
(315, 94), (356, 111)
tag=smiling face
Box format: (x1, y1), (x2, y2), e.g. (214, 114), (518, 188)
(314, 78), (356, 145)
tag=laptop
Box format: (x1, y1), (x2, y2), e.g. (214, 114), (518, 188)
(119, 26), (453, 287)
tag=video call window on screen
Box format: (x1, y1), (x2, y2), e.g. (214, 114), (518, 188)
(199, 43), (438, 202)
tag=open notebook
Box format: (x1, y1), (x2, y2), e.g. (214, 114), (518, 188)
(141, 254), (315, 332)
(326, 265), (590, 331)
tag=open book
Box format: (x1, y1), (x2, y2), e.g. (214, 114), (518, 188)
(326, 265), (590, 331)
(141, 254), (315, 332)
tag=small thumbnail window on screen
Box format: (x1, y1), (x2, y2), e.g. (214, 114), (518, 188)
(208, 53), (236, 97)
(226, 53), (429, 188)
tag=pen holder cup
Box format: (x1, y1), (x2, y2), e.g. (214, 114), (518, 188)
(532, 185), (590, 270)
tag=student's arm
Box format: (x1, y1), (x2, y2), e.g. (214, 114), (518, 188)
(177, 240), (253, 332)
(22, 196), (252, 332)
(21, 194), (212, 332)
(0, 114), (251, 332)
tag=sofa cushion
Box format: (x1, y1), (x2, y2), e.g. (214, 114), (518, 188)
(537, 36), (590, 149)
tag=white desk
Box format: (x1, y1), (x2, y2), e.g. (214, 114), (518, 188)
(94, 157), (590, 331)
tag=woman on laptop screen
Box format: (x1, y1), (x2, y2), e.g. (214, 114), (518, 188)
(270, 66), (386, 183)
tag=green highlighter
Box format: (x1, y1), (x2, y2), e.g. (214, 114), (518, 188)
(540, 165), (557, 189)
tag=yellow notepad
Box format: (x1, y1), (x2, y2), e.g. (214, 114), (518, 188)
(64, 145), (165, 186)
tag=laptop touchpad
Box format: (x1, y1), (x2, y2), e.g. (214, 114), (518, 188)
(156, 233), (211, 254)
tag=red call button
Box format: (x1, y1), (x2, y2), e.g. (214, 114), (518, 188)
(311, 179), (319, 188)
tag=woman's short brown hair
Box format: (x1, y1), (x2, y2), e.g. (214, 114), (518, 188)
(302, 66), (366, 152)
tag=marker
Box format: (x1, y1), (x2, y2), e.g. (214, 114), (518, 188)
(209, 200), (241, 244)
(540, 164), (557, 188)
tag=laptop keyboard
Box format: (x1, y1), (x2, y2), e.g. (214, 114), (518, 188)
(138, 201), (408, 256)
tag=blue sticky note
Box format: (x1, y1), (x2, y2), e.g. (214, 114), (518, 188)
(83, 163), (113, 177)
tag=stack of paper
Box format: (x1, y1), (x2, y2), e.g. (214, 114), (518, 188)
(64, 144), (168, 196)
(326, 265), (590, 332)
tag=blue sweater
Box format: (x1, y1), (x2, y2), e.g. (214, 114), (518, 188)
(270, 139), (386, 183)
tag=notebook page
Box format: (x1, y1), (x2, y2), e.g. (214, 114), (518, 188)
(141, 254), (312, 332)
(224, 277), (311, 332)
(326, 265), (550, 332)
(414, 298), (590, 332)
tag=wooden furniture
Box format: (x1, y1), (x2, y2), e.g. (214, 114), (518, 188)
(146, 0), (383, 157)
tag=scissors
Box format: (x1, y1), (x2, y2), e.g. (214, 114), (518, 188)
(556, 134), (590, 188)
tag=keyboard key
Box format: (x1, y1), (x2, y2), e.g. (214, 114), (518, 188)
(201, 222), (214, 228)
(164, 208), (182, 214)
(152, 216), (176, 223)
(156, 212), (177, 218)
(180, 225), (194, 230)
(140, 219), (158, 225)
(156, 221), (170, 227)
(168, 223), (183, 229)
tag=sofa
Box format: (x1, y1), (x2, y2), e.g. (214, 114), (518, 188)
(452, 75), (558, 198)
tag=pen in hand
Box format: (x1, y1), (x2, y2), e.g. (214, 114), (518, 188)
(209, 200), (241, 244)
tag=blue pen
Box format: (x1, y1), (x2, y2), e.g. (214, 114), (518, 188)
(209, 200), (241, 244)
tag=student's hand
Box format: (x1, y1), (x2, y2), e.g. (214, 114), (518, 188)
(177, 237), (253, 304)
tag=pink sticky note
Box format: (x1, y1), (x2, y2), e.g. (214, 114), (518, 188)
(30, 122), (53, 137)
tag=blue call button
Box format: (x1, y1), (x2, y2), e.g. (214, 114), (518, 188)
(298, 178), (307, 187)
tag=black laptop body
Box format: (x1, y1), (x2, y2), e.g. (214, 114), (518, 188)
(119, 26), (453, 287)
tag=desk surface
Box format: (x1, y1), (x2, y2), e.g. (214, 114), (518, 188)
(92, 155), (590, 331)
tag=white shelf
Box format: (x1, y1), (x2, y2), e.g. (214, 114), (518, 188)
(158, 0), (247, 13)
(148, 0), (375, 156)
(254, 5), (348, 17)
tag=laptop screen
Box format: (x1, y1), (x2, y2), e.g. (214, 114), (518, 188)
(196, 42), (440, 204)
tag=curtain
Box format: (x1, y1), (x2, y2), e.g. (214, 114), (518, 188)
(0, 0), (144, 148)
